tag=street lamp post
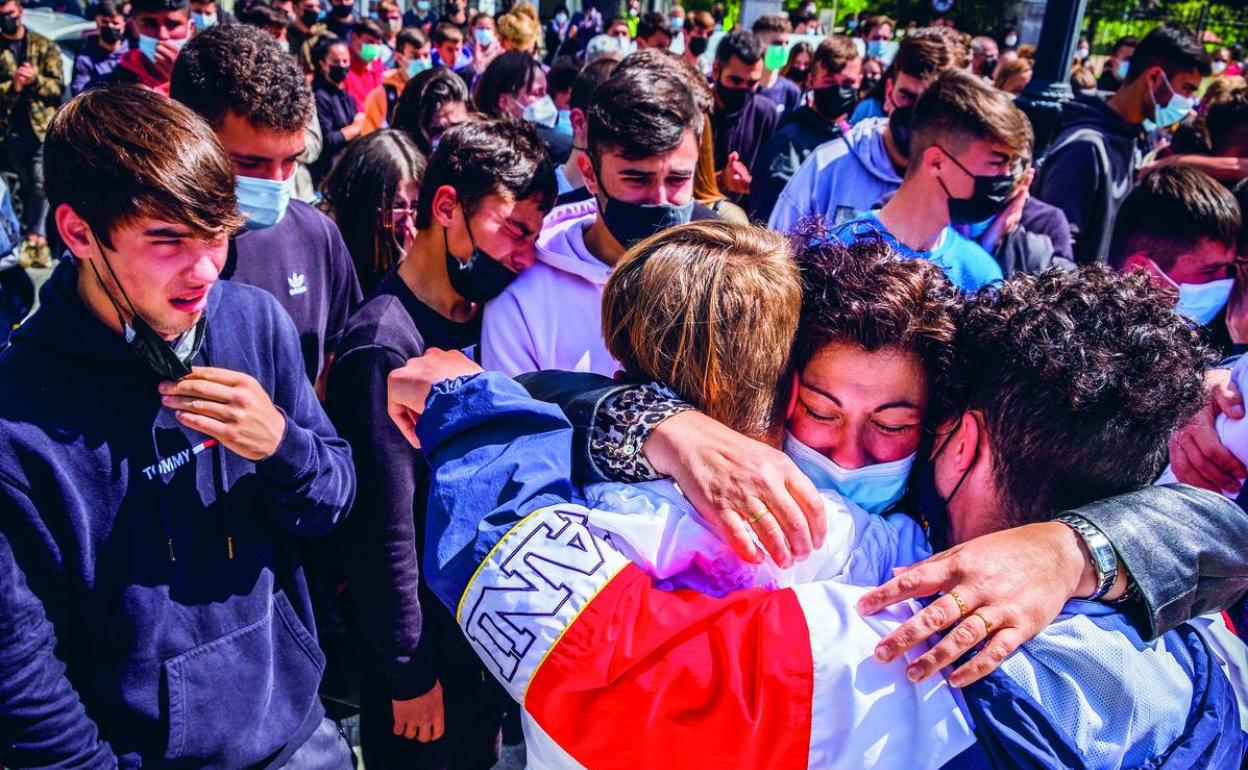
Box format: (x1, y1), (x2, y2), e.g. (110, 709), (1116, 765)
(1015, 0), (1089, 152)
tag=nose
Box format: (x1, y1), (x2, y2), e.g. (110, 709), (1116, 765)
(511, 241), (538, 271)
(828, 427), (871, 470)
(185, 246), (224, 285)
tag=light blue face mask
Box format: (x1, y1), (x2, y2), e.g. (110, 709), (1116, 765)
(783, 432), (916, 515)
(1144, 71), (1196, 131)
(191, 11), (217, 30)
(554, 108), (574, 137)
(474, 27), (493, 47)
(670, 16), (683, 30)
(1176, 277), (1234, 325)
(236, 174), (295, 229)
(138, 34), (188, 63)
(1115, 59), (1130, 80)
(866, 39), (897, 64)
(406, 57), (431, 77)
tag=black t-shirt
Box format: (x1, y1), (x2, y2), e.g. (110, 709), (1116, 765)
(224, 200), (363, 382)
(323, 269), (484, 699)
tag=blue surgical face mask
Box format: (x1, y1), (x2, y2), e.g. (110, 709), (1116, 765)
(783, 432), (915, 515)
(1145, 70), (1196, 131)
(670, 16), (683, 30)
(191, 11), (217, 30)
(406, 57), (431, 77)
(138, 34), (187, 63)
(474, 26), (493, 47)
(1115, 59), (1130, 80)
(416, 0), (429, 11)
(866, 39), (896, 64)
(1176, 277), (1234, 325)
(554, 108), (573, 137)
(236, 173), (295, 229)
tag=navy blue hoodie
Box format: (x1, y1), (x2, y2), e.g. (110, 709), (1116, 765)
(0, 262), (355, 769)
(1033, 94), (1143, 265)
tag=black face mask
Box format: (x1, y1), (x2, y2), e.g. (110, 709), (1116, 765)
(860, 75), (880, 93)
(982, 57), (998, 77)
(0, 13), (19, 36)
(935, 144), (1014, 225)
(888, 104), (913, 158)
(326, 63), (348, 83)
(715, 81), (750, 113)
(688, 35), (707, 56)
(812, 84), (857, 122)
(300, 8), (319, 25)
(443, 215), (519, 303)
(90, 244), (204, 380)
(787, 66), (808, 83)
(598, 182), (695, 251)
(330, 4), (352, 18)
(99, 25), (124, 43)
(127, 313), (204, 381)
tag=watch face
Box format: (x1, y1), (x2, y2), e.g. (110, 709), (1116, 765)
(931, 0), (953, 12)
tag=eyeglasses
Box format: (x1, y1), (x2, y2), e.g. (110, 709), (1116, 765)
(389, 205), (418, 227)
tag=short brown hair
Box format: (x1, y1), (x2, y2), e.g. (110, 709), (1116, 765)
(751, 13), (790, 35)
(603, 221), (800, 439)
(792, 231), (962, 428)
(689, 10), (714, 32)
(46, 85), (243, 249)
(431, 21), (463, 45)
(813, 35), (859, 76)
(908, 69), (1033, 174)
(993, 56), (1032, 90)
(894, 26), (968, 80)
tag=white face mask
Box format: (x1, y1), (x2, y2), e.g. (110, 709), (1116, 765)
(783, 432), (915, 515)
(521, 94), (558, 128)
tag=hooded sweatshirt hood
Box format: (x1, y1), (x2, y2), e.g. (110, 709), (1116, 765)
(533, 198), (613, 285)
(767, 116), (903, 232)
(480, 200), (617, 376)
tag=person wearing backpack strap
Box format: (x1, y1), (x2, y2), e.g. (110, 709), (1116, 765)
(1034, 25), (1208, 265)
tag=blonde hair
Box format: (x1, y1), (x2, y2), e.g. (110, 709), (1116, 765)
(497, 10), (539, 51)
(602, 221), (801, 439)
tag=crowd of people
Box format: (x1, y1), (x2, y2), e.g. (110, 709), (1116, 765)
(1, 0), (1248, 767)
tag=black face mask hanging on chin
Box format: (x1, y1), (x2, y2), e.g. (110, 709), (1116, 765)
(90, 244), (203, 381)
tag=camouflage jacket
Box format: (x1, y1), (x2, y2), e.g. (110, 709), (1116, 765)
(0, 29), (63, 141)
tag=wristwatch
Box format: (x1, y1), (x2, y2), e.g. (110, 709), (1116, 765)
(1055, 514), (1119, 600)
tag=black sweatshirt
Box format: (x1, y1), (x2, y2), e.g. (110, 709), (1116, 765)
(324, 269), (482, 700)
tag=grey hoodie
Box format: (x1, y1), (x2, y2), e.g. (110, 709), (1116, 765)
(767, 117), (903, 233)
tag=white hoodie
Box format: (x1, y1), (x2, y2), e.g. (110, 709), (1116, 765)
(481, 199), (619, 376)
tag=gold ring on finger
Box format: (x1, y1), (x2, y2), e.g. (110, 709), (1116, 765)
(972, 612), (994, 634)
(949, 589), (969, 619)
(747, 510), (768, 524)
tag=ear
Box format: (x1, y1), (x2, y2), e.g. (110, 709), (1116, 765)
(578, 151), (600, 196)
(569, 107), (587, 137)
(431, 184), (459, 229)
(882, 77), (894, 111)
(920, 144), (946, 176)
(950, 410), (982, 475)
(1121, 252), (1172, 286)
(56, 205), (96, 262)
